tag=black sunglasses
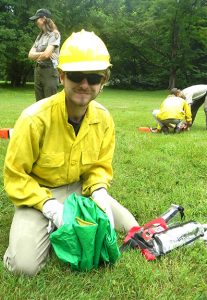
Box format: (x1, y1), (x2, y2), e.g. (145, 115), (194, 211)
(65, 72), (104, 85)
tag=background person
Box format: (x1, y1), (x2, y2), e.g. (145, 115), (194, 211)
(152, 88), (192, 134)
(181, 85), (207, 128)
(3, 29), (139, 276)
(28, 8), (61, 101)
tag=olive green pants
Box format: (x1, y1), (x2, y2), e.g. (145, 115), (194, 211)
(4, 183), (138, 276)
(34, 66), (59, 101)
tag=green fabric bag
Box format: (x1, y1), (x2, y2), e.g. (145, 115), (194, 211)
(50, 192), (120, 271)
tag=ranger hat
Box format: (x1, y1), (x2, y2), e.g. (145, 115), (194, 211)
(29, 9), (51, 20)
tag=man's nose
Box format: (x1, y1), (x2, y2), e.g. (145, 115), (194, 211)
(79, 78), (90, 87)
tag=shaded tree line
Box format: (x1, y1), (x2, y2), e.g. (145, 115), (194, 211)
(0, 0), (206, 89)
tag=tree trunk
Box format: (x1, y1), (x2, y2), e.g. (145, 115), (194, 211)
(8, 60), (32, 87)
(168, 5), (179, 89)
(168, 69), (177, 89)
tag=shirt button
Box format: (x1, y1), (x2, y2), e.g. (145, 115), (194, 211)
(71, 160), (77, 165)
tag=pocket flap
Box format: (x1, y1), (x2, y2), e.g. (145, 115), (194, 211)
(37, 152), (64, 167)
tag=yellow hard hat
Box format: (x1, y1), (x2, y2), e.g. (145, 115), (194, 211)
(58, 29), (112, 71)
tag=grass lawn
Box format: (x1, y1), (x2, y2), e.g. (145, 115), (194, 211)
(0, 84), (207, 300)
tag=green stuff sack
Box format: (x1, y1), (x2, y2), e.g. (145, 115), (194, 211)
(50, 193), (120, 271)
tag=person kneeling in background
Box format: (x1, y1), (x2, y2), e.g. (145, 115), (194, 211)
(152, 88), (192, 134)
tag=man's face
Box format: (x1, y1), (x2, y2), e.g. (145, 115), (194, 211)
(61, 71), (106, 107)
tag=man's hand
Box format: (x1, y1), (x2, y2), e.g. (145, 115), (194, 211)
(42, 199), (64, 228)
(91, 188), (114, 228)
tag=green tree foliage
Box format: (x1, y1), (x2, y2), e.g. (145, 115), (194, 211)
(106, 0), (207, 89)
(0, 0), (60, 86)
(0, 0), (206, 88)
(0, 0), (34, 86)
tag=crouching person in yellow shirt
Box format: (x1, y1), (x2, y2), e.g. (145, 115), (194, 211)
(152, 88), (192, 134)
(3, 30), (139, 276)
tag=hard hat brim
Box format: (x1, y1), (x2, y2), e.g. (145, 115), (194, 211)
(58, 61), (112, 72)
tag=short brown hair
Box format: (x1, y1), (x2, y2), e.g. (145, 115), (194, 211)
(170, 88), (180, 96)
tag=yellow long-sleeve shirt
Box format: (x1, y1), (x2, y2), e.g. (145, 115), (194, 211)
(4, 90), (115, 211)
(157, 95), (192, 122)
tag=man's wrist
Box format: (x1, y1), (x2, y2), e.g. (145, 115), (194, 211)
(90, 184), (108, 195)
(42, 199), (64, 228)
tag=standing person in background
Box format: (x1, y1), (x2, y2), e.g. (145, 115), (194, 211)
(28, 8), (61, 101)
(181, 85), (207, 128)
(152, 88), (192, 134)
(4, 29), (139, 276)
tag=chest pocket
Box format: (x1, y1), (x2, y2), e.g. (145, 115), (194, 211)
(33, 152), (65, 185)
(82, 151), (99, 165)
(36, 152), (64, 168)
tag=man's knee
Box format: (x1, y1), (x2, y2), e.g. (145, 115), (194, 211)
(4, 207), (51, 276)
(4, 236), (49, 276)
(4, 254), (39, 277)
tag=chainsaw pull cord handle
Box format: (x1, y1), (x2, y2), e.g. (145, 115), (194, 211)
(179, 206), (185, 220)
(160, 204), (185, 223)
